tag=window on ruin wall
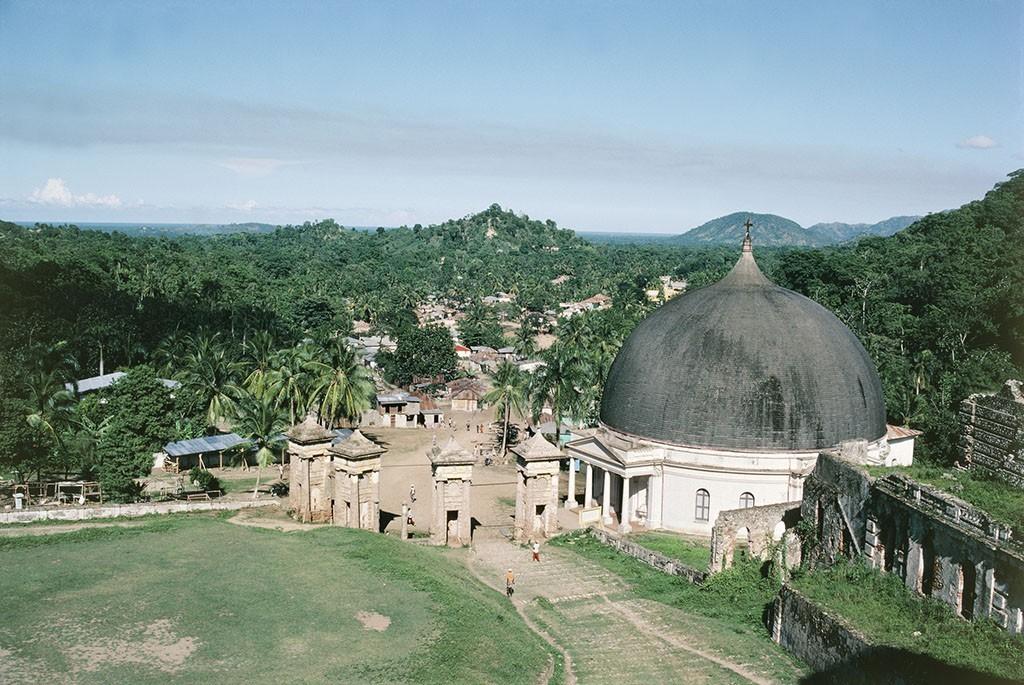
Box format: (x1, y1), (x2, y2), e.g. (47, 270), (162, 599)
(739, 492), (755, 508)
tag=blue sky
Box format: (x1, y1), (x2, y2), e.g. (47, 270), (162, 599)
(0, 1), (1020, 232)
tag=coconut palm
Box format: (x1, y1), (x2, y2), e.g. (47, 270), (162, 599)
(183, 334), (243, 430)
(242, 330), (277, 395)
(484, 362), (529, 458)
(530, 345), (587, 444)
(268, 340), (319, 425)
(24, 369), (77, 447)
(309, 341), (375, 428)
(232, 389), (289, 499)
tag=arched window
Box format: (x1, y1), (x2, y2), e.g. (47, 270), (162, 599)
(695, 489), (710, 521)
(739, 492), (755, 509)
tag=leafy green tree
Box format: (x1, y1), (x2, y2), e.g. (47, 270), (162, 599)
(95, 366), (178, 501)
(378, 325), (458, 386)
(459, 301), (505, 348)
(183, 334), (242, 430)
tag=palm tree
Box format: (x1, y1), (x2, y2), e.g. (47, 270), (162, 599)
(232, 389), (289, 499)
(268, 341), (319, 425)
(515, 317), (537, 358)
(183, 334), (243, 430)
(530, 345), (587, 444)
(484, 362), (529, 459)
(309, 341), (376, 428)
(24, 369), (77, 477)
(242, 330), (277, 395)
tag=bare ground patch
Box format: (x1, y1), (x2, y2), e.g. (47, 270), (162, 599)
(356, 611), (391, 632)
(61, 618), (199, 674)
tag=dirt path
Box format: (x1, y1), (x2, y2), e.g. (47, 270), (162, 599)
(468, 535), (788, 685)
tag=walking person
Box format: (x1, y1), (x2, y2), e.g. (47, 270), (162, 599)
(505, 568), (516, 598)
(531, 540), (541, 563)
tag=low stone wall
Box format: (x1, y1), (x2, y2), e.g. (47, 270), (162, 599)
(770, 584), (870, 672)
(588, 527), (707, 583)
(0, 498), (279, 524)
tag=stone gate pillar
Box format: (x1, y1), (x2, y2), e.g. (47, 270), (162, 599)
(429, 437), (474, 546)
(511, 433), (563, 542)
(285, 415), (337, 523)
(328, 429), (385, 530)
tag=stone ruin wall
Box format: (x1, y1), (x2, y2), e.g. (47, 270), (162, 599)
(588, 527), (707, 583)
(708, 500), (802, 573)
(805, 447), (1024, 634)
(959, 379), (1024, 487)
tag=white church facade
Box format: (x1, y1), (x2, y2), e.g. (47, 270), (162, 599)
(565, 226), (915, 535)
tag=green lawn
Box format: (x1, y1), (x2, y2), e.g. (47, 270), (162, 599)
(869, 464), (1024, 532)
(790, 562), (1024, 681)
(0, 514), (555, 684)
(627, 530), (711, 569)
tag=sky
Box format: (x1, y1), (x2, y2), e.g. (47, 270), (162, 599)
(0, 1), (1021, 233)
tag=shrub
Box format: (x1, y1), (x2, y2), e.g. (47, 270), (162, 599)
(188, 467), (221, 492)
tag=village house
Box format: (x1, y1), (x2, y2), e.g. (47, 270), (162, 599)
(447, 378), (487, 412)
(66, 371), (180, 397)
(454, 343), (471, 359)
(362, 390), (444, 428)
(558, 293), (612, 318)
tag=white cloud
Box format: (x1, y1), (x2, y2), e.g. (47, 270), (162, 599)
(957, 135), (997, 150)
(226, 199), (258, 212)
(217, 158), (301, 177)
(28, 178), (122, 208)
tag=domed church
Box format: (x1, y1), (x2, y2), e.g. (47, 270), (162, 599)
(565, 225), (914, 535)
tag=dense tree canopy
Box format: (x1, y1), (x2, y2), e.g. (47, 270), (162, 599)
(1, 172), (1021, 483)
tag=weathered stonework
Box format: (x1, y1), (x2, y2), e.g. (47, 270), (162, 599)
(429, 437), (473, 546)
(709, 500), (801, 573)
(959, 379), (1024, 487)
(588, 527), (707, 583)
(286, 416), (337, 523)
(511, 433), (562, 541)
(326, 430), (384, 530)
(804, 444), (1024, 634)
(770, 584), (870, 673)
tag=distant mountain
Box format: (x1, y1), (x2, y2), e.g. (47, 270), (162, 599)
(805, 215), (919, 244)
(672, 212), (815, 247)
(671, 212), (920, 247)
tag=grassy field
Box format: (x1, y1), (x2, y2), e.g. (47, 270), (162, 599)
(627, 530), (711, 569)
(790, 562), (1024, 681)
(549, 530), (806, 683)
(868, 464), (1024, 532)
(0, 513), (556, 684)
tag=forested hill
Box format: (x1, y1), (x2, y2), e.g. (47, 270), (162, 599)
(1, 173), (1022, 467)
(672, 212), (920, 247)
(770, 170), (1024, 461)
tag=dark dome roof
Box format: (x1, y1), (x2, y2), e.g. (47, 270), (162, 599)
(600, 244), (886, 451)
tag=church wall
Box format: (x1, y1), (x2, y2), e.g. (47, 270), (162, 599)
(659, 460), (796, 536)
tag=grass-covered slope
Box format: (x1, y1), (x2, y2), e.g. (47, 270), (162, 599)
(0, 514), (554, 684)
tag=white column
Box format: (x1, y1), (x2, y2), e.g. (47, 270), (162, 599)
(602, 470), (612, 524)
(566, 458), (577, 508)
(584, 462), (594, 507)
(647, 473), (662, 529)
(619, 476), (632, 533)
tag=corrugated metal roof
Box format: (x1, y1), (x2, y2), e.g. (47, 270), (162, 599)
(331, 428), (354, 445)
(886, 424), (923, 440)
(66, 372), (180, 394)
(164, 433), (247, 457)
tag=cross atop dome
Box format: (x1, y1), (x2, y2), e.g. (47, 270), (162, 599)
(742, 218), (753, 253)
